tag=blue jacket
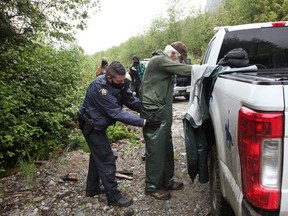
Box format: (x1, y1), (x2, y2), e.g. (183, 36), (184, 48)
(81, 74), (144, 131)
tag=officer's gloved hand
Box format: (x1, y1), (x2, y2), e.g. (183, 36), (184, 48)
(145, 118), (161, 129)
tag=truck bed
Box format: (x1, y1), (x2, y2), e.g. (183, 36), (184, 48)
(219, 69), (288, 85)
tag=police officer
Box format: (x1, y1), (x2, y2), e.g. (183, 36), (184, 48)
(78, 61), (160, 207)
(140, 42), (193, 200)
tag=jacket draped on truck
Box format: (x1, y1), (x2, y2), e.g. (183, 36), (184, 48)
(183, 65), (258, 183)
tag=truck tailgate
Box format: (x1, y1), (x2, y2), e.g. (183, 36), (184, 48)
(209, 77), (285, 215)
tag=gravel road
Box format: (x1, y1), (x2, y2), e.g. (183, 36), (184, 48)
(0, 97), (211, 216)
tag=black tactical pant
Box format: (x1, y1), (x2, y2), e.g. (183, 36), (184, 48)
(80, 119), (121, 203)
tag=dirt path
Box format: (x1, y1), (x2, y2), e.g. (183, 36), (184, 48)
(0, 97), (211, 216)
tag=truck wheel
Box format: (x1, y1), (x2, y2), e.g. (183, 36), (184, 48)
(210, 145), (234, 216)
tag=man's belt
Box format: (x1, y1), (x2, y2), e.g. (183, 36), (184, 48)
(78, 107), (94, 135)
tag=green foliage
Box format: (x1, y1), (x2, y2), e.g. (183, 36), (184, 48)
(128, 138), (144, 149)
(107, 122), (137, 144)
(0, 0), (100, 44)
(0, 0), (101, 175)
(18, 157), (36, 185)
(243, 0), (288, 22)
(211, 0), (288, 26)
(181, 13), (215, 60)
(0, 43), (85, 173)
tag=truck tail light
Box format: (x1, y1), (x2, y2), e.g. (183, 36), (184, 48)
(238, 107), (283, 210)
(272, 21), (286, 27)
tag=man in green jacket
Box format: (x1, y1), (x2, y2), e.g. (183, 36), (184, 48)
(140, 41), (193, 200)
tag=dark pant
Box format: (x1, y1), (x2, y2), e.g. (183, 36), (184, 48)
(83, 128), (121, 202)
(141, 105), (175, 191)
(129, 72), (141, 97)
(130, 81), (141, 98)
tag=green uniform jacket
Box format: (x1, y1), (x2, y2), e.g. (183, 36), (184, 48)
(141, 50), (192, 109)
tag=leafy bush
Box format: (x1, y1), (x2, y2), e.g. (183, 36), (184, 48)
(107, 122), (138, 143)
(0, 43), (84, 174)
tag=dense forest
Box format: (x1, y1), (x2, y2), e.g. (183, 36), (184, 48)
(1, 0), (287, 175)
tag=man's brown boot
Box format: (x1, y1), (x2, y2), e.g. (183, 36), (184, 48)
(145, 189), (171, 200)
(164, 181), (184, 190)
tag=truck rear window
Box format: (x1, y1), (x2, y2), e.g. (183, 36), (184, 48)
(218, 27), (288, 70)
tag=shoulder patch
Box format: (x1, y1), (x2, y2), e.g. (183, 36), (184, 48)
(99, 88), (108, 96)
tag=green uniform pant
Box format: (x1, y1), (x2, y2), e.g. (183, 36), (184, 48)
(141, 105), (175, 191)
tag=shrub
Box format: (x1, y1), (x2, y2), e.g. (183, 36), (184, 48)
(0, 43), (84, 174)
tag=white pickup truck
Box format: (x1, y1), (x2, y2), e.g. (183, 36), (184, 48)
(173, 75), (191, 100)
(189, 21), (288, 216)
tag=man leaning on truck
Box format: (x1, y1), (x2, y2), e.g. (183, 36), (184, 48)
(140, 41), (193, 200)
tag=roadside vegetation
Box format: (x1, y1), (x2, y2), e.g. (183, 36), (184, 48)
(1, 0), (287, 177)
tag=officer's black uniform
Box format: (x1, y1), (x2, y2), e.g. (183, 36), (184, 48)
(78, 74), (144, 203)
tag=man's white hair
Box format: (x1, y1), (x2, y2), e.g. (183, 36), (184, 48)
(163, 45), (179, 57)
